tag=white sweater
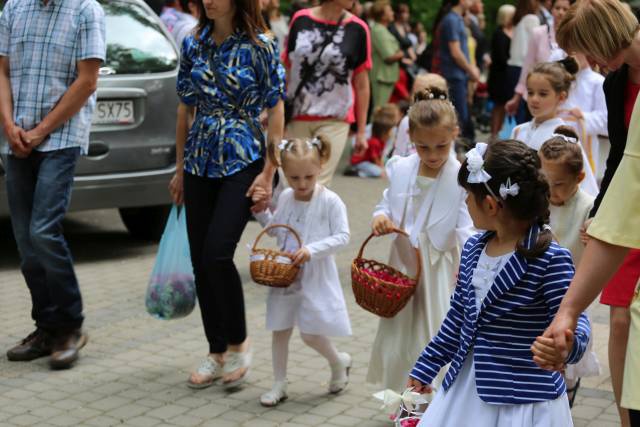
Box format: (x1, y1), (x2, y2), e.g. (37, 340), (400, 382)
(508, 14), (541, 67)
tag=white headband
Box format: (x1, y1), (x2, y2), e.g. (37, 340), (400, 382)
(551, 133), (578, 144)
(278, 138), (322, 152)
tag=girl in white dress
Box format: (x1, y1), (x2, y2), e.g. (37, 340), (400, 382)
(556, 55), (608, 179)
(511, 58), (599, 196)
(539, 127), (601, 405)
(408, 140), (591, 427)
(366, 86), (475, 391)
(545, 49), (608, 179)
(252, 136), (352, 407)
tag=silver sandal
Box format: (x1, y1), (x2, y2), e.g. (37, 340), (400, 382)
(222, 348), (252, 390)
(187, 355), (223, 389)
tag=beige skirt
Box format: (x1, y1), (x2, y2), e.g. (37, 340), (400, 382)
(622, 281), (640, 410)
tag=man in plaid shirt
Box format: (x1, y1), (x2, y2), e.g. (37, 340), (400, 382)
(0, 0), (106, 370)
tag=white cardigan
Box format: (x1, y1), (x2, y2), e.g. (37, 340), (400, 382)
(254, 185), (352, 336)
(373, 153), (474, 252)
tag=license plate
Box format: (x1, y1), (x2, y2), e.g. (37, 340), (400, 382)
(92, 100), (134, 125)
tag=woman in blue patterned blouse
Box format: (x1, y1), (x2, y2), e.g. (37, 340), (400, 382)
(169, 0), (286, 390)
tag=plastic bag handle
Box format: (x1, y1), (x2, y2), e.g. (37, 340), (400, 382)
(357, 228), (422, 282)
(252, 224), (303, 252)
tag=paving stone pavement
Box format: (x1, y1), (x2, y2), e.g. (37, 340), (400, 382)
(0, 172), (621, 426)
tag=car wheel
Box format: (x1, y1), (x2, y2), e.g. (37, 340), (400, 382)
(119, 205), (171, 241)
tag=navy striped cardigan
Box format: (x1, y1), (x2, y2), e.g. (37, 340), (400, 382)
(410, 226), (591, 404)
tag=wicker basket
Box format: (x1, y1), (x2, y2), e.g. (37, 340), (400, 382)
(351, 228), (421, 318)
(250, 224), (302, 288)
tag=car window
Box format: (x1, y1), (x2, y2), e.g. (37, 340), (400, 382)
(100, 0), (178, 75)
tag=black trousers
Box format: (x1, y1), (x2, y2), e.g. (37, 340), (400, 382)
(631, 409), (640, 427)
(183, 160), (262, 353)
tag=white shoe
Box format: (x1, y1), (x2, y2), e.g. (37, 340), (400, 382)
(260, 380), (288, 407)
(187, 355), (223, 389)
(222, 348), (252, 389)
(329, 352), (352, 394)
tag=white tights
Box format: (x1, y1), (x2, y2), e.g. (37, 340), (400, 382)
(271, 328), (340, 382)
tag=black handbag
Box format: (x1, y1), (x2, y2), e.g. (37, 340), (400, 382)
(284, 13), (345, 125)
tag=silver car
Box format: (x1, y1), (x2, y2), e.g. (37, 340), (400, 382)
(0, 0), (179, 240)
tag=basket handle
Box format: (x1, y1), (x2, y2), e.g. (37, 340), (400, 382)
(357, 228), (422, 283)
(252, 224), (303, 252)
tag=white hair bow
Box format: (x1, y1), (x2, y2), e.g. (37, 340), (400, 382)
(278, 139), (290, 151)
(306, 137), (322, 150)
(552, 133), (578, 144)
(465, 142), (492, 184)
(499, 177), (520, 199)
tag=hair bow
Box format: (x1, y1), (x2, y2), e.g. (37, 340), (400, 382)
(552, 133), (578, 144)
(279, 139), (291, 151)
(306, 137), (322, 150)
(499, 177), (520, 199)
(465, 142), (492, 184)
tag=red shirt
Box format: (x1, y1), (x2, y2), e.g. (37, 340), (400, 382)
(351, 136), (385, 165)
(624, 79), (640, 129)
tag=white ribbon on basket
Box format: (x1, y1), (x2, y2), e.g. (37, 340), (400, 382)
(373, 388), (431, 414)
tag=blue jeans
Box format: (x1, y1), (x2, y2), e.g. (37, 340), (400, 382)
(5, 148), (83, 333)
(447, 78), (474, 140)
(353, 161), (382, 178)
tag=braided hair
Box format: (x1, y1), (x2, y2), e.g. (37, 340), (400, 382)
(539, 126), (583, 177)
(458, 140), (552, 258)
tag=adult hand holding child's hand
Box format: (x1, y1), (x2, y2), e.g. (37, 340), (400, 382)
(531, 329), (575, 371)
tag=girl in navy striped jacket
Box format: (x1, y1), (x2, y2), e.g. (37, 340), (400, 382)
(407, 140), (591, 427)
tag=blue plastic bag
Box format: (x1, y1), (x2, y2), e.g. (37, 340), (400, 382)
(145, 205), (196, 320)
(498, 115), (517, 140)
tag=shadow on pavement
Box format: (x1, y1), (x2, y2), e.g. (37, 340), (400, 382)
(0, 210), (158, 271)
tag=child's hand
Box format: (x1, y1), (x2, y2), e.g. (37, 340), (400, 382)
(406, 377), (432, 394)
(251, 187), (269, 203)
(250, 200), (269, 214)
(372, 215), (395, 236)
(569, 108), (584, 119)
(292, 247), (311, 266)
(580, 218), (592, 245)
(531, 330), (574, 371)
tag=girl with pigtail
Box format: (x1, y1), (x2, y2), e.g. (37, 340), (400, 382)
(407, 139), (591, 426)
(366, 86), (475, 392)
(252, 136), (352, 407)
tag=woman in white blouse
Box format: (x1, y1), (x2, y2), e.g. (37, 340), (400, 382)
(506, 0), (541, 122)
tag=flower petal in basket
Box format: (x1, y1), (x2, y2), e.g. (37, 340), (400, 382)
(351, 229), (422, 318)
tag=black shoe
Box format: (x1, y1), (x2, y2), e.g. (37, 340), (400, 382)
(49, 329), (88, 370)
(7, 329), (53, 361)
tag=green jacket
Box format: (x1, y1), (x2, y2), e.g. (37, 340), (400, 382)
(371, 22), (400, 84)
